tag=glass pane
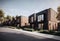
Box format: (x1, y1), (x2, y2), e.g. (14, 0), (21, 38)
(41, 14), (44, 21)
(31, 17), (33, 22)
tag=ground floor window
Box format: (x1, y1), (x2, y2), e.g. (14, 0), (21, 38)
(38, 23), (43, 30)
(32, 24), (34, 28)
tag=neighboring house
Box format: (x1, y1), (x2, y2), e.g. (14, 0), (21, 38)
(29, 13), (37, 30)
(11, 17), (17, 26)
(29, 8), (58, 31)
(16, 16), (29, 28)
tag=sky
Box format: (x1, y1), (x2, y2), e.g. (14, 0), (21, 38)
(0, 0), (60, 17)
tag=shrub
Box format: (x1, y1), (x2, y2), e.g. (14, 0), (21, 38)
(40, 30), (49, 34)
(53, 31), (60, 36)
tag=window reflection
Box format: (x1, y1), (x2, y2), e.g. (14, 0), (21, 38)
(38, 14), (44, 22)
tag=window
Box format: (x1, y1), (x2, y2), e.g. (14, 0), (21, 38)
(38, 24), (41, 29)
(32, 24), (34, 28)
(49, 23), (51, 30)
(41, 24), (43, 29)
(41, 14), (44, 21)
(38, 24), (43, 29)
(38, 15), (41, 21)
(31, 17), (33, 22)
(38, 14), (44, 22)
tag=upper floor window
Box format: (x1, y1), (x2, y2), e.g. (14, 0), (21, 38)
(38, 15), (41, 21)
(38, 14), (44, 22)
(41, 14), (44, 21)
(31, 17), (33, 22)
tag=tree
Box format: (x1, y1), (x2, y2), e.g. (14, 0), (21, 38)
(7, 15), (12, 25)
(0, 10), (4, 17)
(0, 10), (4, 25)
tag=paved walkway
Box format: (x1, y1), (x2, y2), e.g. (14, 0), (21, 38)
(0, 27), (59, 41)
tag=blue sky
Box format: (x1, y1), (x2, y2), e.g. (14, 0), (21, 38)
(0, 0), (60, 17)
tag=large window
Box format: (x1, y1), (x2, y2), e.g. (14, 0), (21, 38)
(38, 24), (43, 29)
(38, 24), (41, 29)
(38, 14), (44, 22)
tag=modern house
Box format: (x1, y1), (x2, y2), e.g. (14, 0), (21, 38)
(37, 8), (58, 31)
(29, 8), (58, 31)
